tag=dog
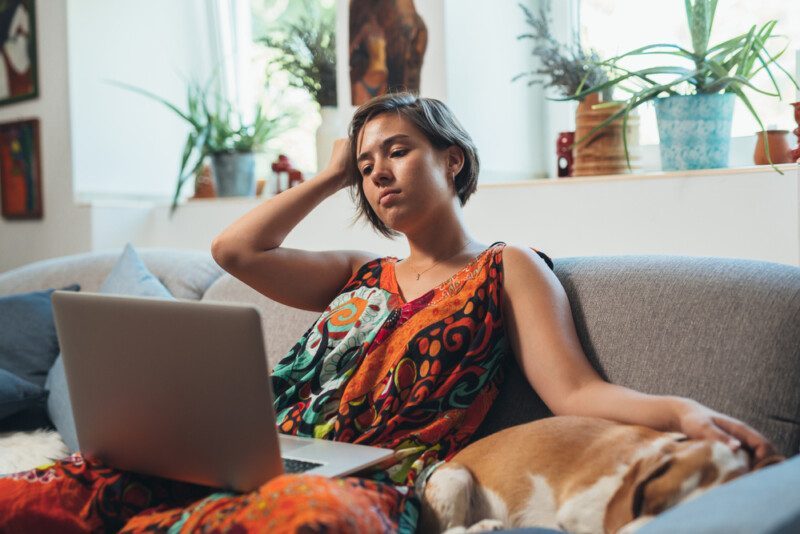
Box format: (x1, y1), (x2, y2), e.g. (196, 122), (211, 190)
(420, 416), (783, 534)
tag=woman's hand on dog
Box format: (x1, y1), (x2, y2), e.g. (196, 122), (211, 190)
(676, 399), (777, 464)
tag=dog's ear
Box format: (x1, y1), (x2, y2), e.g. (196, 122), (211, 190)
(604, 442), (715, 534)
(604, 453), (673, 533)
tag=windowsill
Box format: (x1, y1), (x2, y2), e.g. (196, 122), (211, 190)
(74, 163), (798, 207)
(485, 162), (799, 188)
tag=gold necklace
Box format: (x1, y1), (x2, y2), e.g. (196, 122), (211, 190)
(406, 240), (473, 281)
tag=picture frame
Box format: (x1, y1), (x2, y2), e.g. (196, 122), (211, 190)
(0, 118), (42, 219)
(0, 0), (38, 107)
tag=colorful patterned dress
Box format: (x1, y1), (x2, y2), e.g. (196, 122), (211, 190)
(0, 242), (553, 533)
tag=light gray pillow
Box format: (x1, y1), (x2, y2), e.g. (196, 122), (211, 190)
(46, 244), (174, 452)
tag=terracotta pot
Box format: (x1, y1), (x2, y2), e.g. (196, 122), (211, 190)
(191, 164), (216, 199)
(753, 130), (792, 165)
(573, 93), (640, 177)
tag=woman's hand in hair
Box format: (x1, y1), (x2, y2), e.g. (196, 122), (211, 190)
(318, 138), (354, 192)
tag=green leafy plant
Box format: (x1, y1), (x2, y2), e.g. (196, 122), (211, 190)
(258, 0), (337, 107)
(513, 0), (611, 100)
(561, 0), (799, 169)
(114, 80), (289, 213)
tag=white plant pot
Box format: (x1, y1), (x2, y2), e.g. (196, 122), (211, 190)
(316, 106), (347, 173)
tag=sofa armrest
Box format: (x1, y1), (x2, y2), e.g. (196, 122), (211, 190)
(639, 454), (800, 534)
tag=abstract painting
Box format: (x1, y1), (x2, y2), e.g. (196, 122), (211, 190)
(0, 118), (42, 219)
(349, 0), (427, 105)
(0, 0), (37, 106)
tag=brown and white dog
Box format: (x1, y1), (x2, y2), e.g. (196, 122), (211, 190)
(420, 416), (782, 534)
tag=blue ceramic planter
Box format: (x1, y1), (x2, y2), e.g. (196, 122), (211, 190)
(654, 93), (735, 171)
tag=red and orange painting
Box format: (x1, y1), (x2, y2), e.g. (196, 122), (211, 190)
(0, 118), (42, 219)
(349, 0), (427, 105)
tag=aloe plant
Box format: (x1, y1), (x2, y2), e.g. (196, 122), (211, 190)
(560, 0), (798, 170)
(114, 80), (290, 213)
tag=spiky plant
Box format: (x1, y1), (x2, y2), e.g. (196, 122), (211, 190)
(514, 0), (611, 100)
(562, 0), (799, 169)
(114, 80), (290, 213)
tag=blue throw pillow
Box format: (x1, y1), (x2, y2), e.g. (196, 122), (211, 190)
(47, 244), (174, 452)
(0, 368), (46, 420)
(0, 284), (80, 388)
(98, 243), (175, 298)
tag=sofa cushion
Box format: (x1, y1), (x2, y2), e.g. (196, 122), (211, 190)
(0, 248), (223, 300)
(201, 274), (319, 370)
(0, 285), (80, 388)
(0, 369), (46, 421)
(47, 244), (175, 452)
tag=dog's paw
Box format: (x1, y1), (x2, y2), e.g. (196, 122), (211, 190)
(465, 519), (505, 532)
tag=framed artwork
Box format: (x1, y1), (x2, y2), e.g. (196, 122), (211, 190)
(0, 118), (42, 219)
(0, 0), (37, 107)
(349, 0), (427, 105)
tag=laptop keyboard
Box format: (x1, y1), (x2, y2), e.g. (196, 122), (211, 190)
(282, 458), (323, 474)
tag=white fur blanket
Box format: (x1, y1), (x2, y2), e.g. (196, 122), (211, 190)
(0, 429), (68, 475)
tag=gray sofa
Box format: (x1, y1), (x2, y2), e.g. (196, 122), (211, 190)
(0, 248), (798, 533)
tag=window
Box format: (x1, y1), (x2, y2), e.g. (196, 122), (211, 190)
(214, 0), (337, 177)
(250, 0), (335, 173)
(579, 0), (799, 147)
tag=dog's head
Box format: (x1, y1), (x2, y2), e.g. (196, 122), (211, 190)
(604, 438), (783, 533)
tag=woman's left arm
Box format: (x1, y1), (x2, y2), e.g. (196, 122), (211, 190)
(501, 245), (777, 462)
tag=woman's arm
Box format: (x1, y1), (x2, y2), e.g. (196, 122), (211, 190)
(212, 139), (375, 312)
(501, 244), (776, 461)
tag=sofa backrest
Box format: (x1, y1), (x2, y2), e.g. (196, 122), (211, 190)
(475, 255), (800, 457)
(4, 250), (798, 456)
(0, 249), (224, 300)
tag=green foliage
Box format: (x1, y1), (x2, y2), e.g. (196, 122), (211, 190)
(514, 0), (611, 100)
(561, 0), (798, 170)
(113, 79), (290, 213)
(258, 0), (337, 107)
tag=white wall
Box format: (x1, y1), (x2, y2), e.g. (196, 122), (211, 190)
(444, 0), (547, 182)
(0, 1), (91, 272)
(67, 0), (216, 199)
(86, 165), (800, 268)
(416, 0), (447, 101)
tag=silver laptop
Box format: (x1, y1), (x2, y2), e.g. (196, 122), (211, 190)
(51, 291), (393, 493)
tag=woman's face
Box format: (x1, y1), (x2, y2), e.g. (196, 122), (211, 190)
(355, 113), (460, 234)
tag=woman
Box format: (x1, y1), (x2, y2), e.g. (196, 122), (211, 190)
(0, 93), (775, 532)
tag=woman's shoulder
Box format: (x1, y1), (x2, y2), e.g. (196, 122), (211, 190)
(499, 244), (558, 300)
(496, 242), (554, 271)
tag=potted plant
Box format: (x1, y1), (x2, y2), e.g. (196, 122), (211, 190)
(515, 1), (639, 176)
(117, 80), (288, 213)
(258, 0), (338, 171)
(564, 0), (799, 172)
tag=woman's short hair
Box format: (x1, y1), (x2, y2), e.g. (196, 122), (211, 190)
(347, 92), (480, 238)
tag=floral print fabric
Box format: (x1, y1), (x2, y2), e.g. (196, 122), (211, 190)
(272, 242), (514, 487)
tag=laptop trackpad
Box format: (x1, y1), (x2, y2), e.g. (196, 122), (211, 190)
(279, 435), (314, 453)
